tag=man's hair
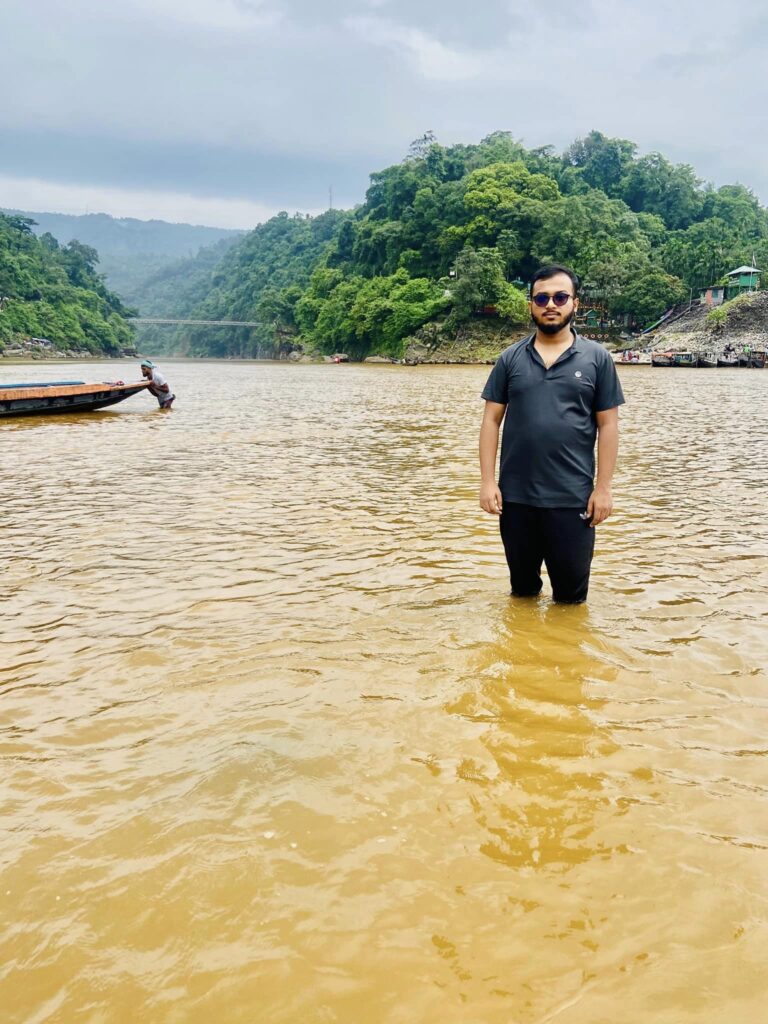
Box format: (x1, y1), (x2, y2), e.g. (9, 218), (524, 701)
(529, 264), (581, 297)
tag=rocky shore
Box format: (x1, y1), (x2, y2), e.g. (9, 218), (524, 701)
(0, 336), (137, 360)
(648, 291), (768, 353)
(277, 318), (531, 365)
(401, 319), (529, 365)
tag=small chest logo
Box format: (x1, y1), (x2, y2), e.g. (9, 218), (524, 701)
(574, 370), (583, 378)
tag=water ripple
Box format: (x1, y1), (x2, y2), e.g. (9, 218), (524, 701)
(1, 360), (766, 1022)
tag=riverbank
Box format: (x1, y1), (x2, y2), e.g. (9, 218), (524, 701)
(401, 318), (530, 364)
(0, 336), (137, 360)
(13, 292), (767, 367)
(251, 319), (532, 365)
(648, 290), (768, 354)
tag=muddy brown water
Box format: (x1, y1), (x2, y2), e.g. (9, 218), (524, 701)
(1, 360), (766, 1022)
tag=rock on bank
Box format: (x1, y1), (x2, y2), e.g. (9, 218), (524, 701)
(402, 319), (530, 365)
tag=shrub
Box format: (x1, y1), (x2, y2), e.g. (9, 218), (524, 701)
(706, 306), (727, 327)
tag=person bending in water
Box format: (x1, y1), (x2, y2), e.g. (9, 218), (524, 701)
(140, 359), (175, 409)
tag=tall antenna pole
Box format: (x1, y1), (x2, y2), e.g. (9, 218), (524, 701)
(329, 185), (333, 210)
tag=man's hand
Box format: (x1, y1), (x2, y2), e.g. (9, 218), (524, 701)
(480, 482), (503, 516)
(586, 485), (613, 527)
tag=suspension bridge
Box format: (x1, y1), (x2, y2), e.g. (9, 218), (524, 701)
(128, 318), (272, 328)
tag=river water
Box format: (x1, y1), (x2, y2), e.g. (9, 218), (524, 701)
(1, 359), (767, 1023)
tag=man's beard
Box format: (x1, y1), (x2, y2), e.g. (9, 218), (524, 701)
(532, 308), (576, 335)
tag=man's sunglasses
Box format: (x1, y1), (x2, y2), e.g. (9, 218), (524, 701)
(531, 291), (573, 308)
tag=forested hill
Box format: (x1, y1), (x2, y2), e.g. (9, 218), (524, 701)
(120, 234), (241, 354)
(0, 209), (242, 302)
(167, 210), (352, 358)
(152, 130), (768, 361)
(0, 213), (134, 355)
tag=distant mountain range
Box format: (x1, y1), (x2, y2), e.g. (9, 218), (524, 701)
(0, 208), (243, 303)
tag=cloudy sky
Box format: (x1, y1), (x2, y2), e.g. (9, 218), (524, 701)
(2, 0), (767, 228)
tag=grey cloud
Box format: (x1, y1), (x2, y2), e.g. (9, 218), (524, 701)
(1, 0), (768, 216)
(0, 127), (381, 210)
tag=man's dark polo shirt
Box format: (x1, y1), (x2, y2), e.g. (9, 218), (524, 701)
(482, 331), (625, 508)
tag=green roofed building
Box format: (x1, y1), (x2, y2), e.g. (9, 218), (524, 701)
(725, 265), (760, 300)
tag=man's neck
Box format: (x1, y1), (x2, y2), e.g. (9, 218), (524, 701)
(534, 326), (574, 348)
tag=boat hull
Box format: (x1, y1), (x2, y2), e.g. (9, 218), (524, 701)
(672, 354), (699, 368)
(651, 353), (698, 367)
(0, 381), (150, 418)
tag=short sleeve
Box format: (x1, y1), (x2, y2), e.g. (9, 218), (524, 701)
(481, 356), (509, 404)
(594, 353), (625, 412)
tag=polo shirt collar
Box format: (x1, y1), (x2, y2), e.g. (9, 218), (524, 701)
(525, 328), (583, 357)
(525, 328), (581, 347)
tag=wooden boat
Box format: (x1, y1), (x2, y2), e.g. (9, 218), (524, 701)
(612, 350), (650, 364)
(672, 351), (699, 367)
(613, 352), (652, 365)
(651, 351), (675, 367)
(0, 379), (150, 417)
(747, 351), (766, 368)
(717, 353), (738, 367)
(698, 353), (718, 368)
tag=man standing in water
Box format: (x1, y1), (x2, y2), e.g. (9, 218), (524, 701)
(140, 359), (175, 409)
(479, 265), (624, 603)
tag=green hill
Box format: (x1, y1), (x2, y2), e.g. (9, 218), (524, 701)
(0, 209), (242, 302)
(165, 130), (768, 361)
(0, 213), (135, 356)
(152, 209), (351, 358)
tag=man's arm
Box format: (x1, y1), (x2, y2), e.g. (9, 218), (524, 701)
(145, 369), (169, 393)
(586, 406), (619, 526)
(479, 401), (506, 515)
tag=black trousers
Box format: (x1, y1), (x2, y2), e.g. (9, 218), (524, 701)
(499, 502), (596, 604)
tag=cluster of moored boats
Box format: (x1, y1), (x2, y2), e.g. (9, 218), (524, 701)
(614, 348), (766, 368)
(650, 349), (766, 368)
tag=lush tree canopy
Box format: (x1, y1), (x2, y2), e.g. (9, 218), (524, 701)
(2, 208), (241, 300)
(126, 129), (768, 358)
(0, 213), (134, 354)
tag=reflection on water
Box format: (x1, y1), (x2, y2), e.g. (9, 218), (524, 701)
(1, 360), (766, 1022)
(448, 604), (620, 874)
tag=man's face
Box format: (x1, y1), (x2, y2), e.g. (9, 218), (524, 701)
(530, 273), (579, 336)
(141, 365), (151, 379)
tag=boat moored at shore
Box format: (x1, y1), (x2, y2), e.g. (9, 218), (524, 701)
(0, 380), (150, 417)
(672, 351), (699, 367)
(647, 346), (765, 368)
(651, 351), (675, 367)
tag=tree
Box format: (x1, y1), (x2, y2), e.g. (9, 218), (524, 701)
(464, 161), (560, 215)
(0, 213), (134, 354)
(495, 283), (528, 324)
(407, 130), (437, 161)
(562, 131), (637, 195)
(702, 184), (766, 236)
(610, 270), (688, 326)
(62, 240), (100, 287)
(619, 153), (703, 229)
(448, 247), (508, 320)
